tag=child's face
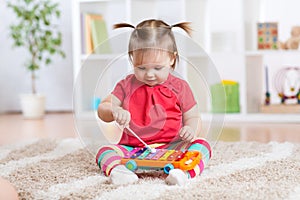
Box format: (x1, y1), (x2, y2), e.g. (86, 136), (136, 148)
(132, 50), (175, 86)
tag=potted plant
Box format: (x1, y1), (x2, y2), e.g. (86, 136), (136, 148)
(7, 0), (65, 119)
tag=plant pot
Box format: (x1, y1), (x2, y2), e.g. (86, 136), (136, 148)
(20, 94), (46, 119)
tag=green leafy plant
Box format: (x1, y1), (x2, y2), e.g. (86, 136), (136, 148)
(7, 0), (66, 94)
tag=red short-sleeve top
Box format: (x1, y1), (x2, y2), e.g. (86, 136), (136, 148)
(112, 73), (197, 146)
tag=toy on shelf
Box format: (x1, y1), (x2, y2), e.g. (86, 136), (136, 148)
(210, 80), (240, 113)
(257, 22), (278, 50)
(274, 66), (300, 104)
(279, 26), (300, 50)
(264, 65), (271, 105)
(120, 147), (202, 174)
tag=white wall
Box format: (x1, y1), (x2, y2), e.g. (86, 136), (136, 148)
(0, 0), (73, 113)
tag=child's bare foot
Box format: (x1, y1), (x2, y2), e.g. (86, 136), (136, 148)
(109, 165), (138, 185)
(165, 169), (188, 186)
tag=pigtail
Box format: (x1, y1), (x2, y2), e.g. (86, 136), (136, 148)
(171, 22), (193, 36)
(113, 23), (135, 30)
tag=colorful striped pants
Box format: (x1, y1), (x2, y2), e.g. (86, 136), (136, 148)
(96, 138), (211, 179)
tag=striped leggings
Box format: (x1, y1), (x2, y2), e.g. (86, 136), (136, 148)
(96, 138), (211, 179)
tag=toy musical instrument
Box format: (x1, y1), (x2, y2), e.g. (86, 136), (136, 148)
(120, 147), (202, 174)
(126, 127), (156, 153)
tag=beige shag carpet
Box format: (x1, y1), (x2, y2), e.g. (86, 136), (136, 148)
(1, 138), (300, 200)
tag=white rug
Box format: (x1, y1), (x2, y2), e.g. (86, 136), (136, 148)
(1, 138), (300, 200)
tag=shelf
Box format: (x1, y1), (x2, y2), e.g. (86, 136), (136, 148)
(80, 54), (127, 60)
(246, 50), (300, 56)
(215, 113), (300, 123)
(261, 104), (300, 114)
(72, 0), (300, 124)
(80, 53), (210, 61)
(79, 0), (110, 3)
(77, 111), (300, 123)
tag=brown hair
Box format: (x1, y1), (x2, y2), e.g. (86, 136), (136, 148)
(113, 19), (192, 69)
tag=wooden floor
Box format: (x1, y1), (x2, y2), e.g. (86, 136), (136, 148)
(0, 113), (77, 145)
(0, 112), (300, 145)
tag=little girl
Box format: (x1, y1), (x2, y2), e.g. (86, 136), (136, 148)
(96, 19), (211, 186)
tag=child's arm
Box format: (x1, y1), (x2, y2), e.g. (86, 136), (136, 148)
(179, 105), (201, 142)
(97, 94), (131, 126)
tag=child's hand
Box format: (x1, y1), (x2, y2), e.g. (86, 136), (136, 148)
(179, 126), (195, 142)
(112, 107), (131, 127)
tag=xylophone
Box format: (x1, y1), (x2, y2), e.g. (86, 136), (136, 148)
(120, 147), (202, 174)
